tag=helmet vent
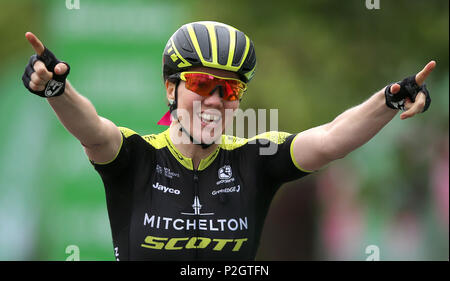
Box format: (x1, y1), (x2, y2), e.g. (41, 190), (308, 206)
(179, 29), (194, 53)
(215, 25), (230, 66)
(232, 31), (246, 66)
(193, 23), (211, 62)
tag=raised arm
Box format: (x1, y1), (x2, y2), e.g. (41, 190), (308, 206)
(23, 32), (121, 164)
(292, 61), (436, 172)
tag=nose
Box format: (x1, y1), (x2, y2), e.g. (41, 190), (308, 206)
(203, 86), (223, 107)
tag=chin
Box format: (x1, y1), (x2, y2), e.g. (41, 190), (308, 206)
(197, 129), (222, 145)
(190, 123), (223, 145)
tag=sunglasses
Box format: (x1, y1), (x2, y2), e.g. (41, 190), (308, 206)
(175, 71), (247, 101)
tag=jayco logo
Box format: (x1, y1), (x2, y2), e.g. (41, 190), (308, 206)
(152, 182), (181, 195)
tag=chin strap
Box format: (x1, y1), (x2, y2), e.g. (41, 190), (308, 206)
(170, 79), (214, 149)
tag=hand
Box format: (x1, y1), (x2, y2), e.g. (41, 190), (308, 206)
(389, 61), (436, 120)
(22, 32), (70, 97)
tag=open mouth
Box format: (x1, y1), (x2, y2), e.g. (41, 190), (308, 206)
(197, 112), (222, 124)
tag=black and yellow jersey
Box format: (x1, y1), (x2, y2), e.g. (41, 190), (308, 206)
(92, 127), (313, 261)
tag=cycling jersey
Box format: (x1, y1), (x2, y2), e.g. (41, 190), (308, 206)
(92, 127), (313, 261)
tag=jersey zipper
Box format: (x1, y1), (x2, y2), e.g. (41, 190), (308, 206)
(193, 169), (199, 260)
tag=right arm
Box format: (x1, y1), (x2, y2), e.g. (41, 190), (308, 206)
(47, 81), (122, 163)
(24, 32), (121, 164)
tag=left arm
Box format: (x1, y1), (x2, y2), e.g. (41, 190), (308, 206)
(292, 61), (436, 172)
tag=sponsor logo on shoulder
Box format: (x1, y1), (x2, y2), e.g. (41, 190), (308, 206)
(152, 182), (180, 195)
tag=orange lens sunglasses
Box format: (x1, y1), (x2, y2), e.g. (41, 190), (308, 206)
(178, 71), (247, 101)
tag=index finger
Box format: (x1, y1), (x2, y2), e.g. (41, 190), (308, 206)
(415, 60), (436, 86)
(25, 32), (45, 55)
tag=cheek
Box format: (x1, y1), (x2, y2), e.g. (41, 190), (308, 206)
(223, 101), (239, 122)
(177, 89), (201, 110)
(224, 100), (239, 110)
(174, 88), (201, 124)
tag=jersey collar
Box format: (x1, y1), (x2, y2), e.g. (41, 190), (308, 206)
(163, 129), (221, 171)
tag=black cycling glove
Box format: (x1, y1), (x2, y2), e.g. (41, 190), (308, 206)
(384, 75), (431, 113)
(22, 47), (70, 97)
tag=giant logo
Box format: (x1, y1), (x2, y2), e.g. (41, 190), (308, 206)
(218, 165), (232, 180)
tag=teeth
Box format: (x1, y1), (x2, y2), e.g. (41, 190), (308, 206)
(198, 113), (220, 122)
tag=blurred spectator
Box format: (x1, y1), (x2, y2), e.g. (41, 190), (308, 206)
(431, 135), (449, 231)
(316, 164), (366, 260)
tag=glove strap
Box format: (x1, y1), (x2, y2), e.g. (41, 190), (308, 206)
(384, 75), (431, 113)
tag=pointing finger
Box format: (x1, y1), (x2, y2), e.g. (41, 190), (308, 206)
(415, 60), (436, 86)
(25, 32), (45, 56)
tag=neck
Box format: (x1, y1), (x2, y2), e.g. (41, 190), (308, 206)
(168, 123), (219, 169)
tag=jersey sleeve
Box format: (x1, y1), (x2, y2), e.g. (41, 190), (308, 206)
(90, 127), (145, 259)
(254, 131), (314, 184)
(90, 127), (138, 177)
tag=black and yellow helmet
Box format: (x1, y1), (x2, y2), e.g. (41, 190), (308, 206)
(163, 21), (257, 83)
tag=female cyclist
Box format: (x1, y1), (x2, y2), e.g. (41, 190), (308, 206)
(22, 21), (435, 261)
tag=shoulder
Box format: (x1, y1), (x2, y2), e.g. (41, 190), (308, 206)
(249, 131), (292, 144)
(118, 127), (139, 138)
(219, 131), (293, 151)
(118, 126), (167, 149)
(142, 129), (171, 149)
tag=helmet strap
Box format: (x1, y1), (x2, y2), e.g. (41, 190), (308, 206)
(170, 79), (214, 150)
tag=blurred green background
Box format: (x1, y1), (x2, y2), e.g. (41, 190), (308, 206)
(0, 0), (448, 260)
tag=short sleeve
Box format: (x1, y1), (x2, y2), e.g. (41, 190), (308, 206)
(256, 131), (314, 184)
(91, 127), (138, 180)
(90, 127), (140, 248)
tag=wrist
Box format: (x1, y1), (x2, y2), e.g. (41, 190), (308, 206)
(374, 89), (398, 114)
(47, 80), (72, 99)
